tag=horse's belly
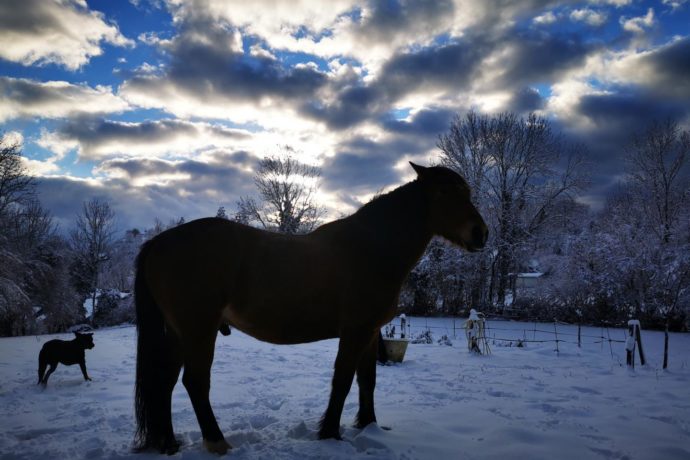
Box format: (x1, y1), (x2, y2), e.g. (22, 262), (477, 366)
(221, 304), (338, 345)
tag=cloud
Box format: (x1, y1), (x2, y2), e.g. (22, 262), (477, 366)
(95, 150), (254, 188)
(570, 8), (608, 26)
(637, 36), (690, 99)
(36, 154), (257, 231)
(37, 118), (251, 160)
(382, 107), (456, 137)
(576, 92), (687, 134)
(321, 133), (436, 197)
(301, 38), (488, 129)
(119, 19), (328, 124)
(590, 0), (631, 6)
(508, 87), (545, 112)
(120, 0), (568, 128)
(0, 77), (129, 122)
(0, 0), (133, 70)
(620, 7), (655, 34)
(533, 11), (558, 25)
(595, 36), (690, 100)
(488, 31), (598, 90)
(661, 0), (688, 10)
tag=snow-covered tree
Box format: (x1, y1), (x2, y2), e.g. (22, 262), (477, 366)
(438, 111), (588, 310)
(70, 198), (116, 326)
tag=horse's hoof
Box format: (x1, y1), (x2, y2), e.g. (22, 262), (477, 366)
(204, 438), (232, 455)
(318, 428), (343, 441)
(161, 437), (180, 455)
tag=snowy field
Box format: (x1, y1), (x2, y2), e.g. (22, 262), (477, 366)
(1, 318), (689, 460)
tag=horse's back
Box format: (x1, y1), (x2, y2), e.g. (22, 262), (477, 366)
(141, 218), (345, 343)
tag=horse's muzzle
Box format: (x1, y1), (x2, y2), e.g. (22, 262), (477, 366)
(471, 225), (488, 250)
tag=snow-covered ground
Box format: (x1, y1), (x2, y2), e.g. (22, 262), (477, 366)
(1, 318), (689, 460)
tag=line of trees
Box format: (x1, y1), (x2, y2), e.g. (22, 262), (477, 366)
(1, 112), (688, 336)
(399, 114), (690, 332)
(0, 134), (190, 336)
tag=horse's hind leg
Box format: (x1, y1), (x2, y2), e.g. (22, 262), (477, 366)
(355, 334), (378, 429)
(159, 334), (183, 454)
(181, 333), (230, 455)
(319, 332), (371, 440)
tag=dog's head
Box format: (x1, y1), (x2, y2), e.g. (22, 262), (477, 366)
(74, 332), (95, 349)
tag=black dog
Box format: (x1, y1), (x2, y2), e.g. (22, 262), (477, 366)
(37, 332), (95, 386)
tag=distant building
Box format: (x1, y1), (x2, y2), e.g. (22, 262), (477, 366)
(515, 272), (544, 290)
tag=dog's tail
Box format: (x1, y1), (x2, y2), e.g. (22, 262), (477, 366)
(37, 348), (47, 384)
(133, 239), (177, 451)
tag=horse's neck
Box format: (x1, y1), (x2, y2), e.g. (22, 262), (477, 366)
(353, 181), (432, 275)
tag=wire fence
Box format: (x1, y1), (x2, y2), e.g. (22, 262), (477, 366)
(384, 317), (628, 356)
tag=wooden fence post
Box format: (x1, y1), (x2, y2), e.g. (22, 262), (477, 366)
(626, 320), (645, 368)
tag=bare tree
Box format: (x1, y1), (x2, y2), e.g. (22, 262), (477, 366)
(0, 134), (34, 223)
(438, 111), (587, 310)
(236, 146), (326, 234)
(626, 118), (690, 244)
(70, 198), (116, 325)
(625, 119), (690, 367)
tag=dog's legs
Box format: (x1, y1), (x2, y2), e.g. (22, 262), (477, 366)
(37, 354), (47, 384)
(79, 359), (91, 381)
(42, 363), (57, 386)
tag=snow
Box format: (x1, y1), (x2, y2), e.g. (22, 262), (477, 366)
(1, 319), (689, 459)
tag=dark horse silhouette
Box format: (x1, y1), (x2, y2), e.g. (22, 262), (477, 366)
(133, 162), (488, 454)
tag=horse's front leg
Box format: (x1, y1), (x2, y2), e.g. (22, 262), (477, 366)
(318, 331), (372, 440)
(355, 334), (378, 428)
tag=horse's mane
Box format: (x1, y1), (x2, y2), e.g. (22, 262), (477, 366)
(352, 179), (428, 228)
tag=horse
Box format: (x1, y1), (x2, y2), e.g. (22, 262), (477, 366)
(133, 162), (488, 455)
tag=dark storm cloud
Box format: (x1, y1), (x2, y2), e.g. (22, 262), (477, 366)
(577, 91), (688, 136)
(63, 118), (244, 143)
(51, 118), (248, 158)
(508, 87), (545, 113)
(304, 25), (595, 130)
(496, 31), (598, 88)
(0, 77), (128, 121)
(379, 39), (487, 94)
(322, 151), (402, 193)
(382, 107), (455, 136)
(98, 151), (255, 183)
(550, 88), (690, 209)
(122, 15), (327, 108)
(322, 135), (436, 194)
(640, 36), (690, 99)
(356, 0), (454, 42)
(301, 39), (487, 130)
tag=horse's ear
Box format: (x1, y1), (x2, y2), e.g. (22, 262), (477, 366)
(409, 162), (428, 177)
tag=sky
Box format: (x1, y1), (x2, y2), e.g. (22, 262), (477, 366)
(1, 0), (689, 232)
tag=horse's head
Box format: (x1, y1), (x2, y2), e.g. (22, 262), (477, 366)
(410, 162), (488, 252)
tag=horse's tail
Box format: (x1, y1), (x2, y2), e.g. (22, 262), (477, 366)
(133, 239), (174, 451)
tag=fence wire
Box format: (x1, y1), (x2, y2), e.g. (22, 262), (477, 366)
(385, 318), (628, 348)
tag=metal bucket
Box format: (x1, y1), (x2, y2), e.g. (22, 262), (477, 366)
(382, 338), (410, 363)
